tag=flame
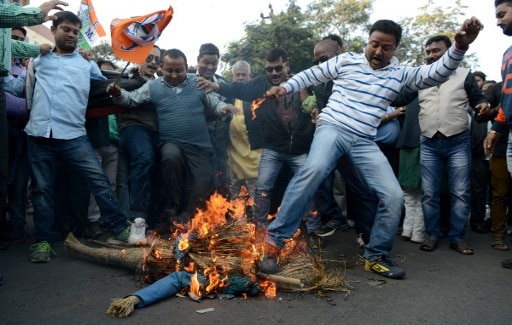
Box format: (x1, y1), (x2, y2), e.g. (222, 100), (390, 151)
(260, 280), (277, 298)
(189, 272), (201, 298)
(251, 98), (265, 120)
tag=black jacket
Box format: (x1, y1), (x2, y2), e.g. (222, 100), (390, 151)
(217, 75), (314, 154)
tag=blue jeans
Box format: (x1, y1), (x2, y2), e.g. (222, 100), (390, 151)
(508, 131), (512, 178)
(7, 125), (30, 235)
(119, 125), (158, 219)
(28, 135), (126, 243)
(420, 130), (471, 243)
(253, 149), (308, 229)
(266, 122), (403, 260)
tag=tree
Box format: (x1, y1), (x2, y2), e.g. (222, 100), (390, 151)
(396, 0), (478, 68)
(305, 0), (373, 53)
(221, 0), (317, 77)
(91, 40), (130, 69)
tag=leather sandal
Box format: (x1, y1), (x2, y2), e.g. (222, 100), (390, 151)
(420, 237), (438, 252)
(450, 240), (474, 255)
(491, 235), (510, 251)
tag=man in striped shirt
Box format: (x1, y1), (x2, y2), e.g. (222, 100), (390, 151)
(261, 18), (485, 279)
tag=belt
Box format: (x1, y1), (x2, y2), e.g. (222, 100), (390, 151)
(433, 132), (448, 139)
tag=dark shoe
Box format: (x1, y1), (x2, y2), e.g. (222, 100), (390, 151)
(259, 242), (280, 274)
(307, 233), (325, 250)
(364, 256), (405, 279)
(450, 240), (474, 255)
(501, 258), (512, 269)
(315, 219), (349, 237)
(75, 222), (103, 239)
(30, 241), (55, 263)
(420, 236), (438, 252)
(8, 231), (30, 244)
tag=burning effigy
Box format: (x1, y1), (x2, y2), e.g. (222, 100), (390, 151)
(64, 193), (350, 318)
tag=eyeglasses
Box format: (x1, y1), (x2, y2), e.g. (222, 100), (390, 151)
(146, 54), (161, 64)
(11, 35), (25, 42)
(312, 56), (329, 65)
(265, 65), (284, 73)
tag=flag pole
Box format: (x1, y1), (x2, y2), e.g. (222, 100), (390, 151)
(112, 61), (130, 87)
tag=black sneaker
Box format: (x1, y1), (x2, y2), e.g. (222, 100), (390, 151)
(364, 256), (405, 279)
(315, 219), (349, 237)
(308, 233), (325, 250)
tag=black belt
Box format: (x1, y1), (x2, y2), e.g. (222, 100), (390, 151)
(433, 132), (448, 139)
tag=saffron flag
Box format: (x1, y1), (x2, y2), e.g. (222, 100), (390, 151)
(77, 0), (106, 50)
(110, 6), (174, 64)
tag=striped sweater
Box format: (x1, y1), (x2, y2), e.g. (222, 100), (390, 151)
(281, 45), (466, 139)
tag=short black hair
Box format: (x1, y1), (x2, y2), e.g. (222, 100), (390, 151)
(163, 48), (188, 67)
(52, 11), (82, 29)
(495, 0), (512, 7)
(198, 43), (219, 57)
(266, 47), (287, 62)
(473, 71), (486, 81)
(369, 20), (402, 46)
(425, 35), (452, 49)
(12, 26), (27, 36)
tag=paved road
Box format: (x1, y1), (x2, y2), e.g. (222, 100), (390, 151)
(1, 224), (511, 325)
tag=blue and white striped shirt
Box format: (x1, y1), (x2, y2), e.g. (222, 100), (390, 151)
(281, 45), (465, 139)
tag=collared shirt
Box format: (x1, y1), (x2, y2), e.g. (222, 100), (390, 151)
(0, 1), (42, 76)
(24, 49), (106, 139)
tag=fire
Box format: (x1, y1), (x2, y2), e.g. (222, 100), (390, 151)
(251, 98), (265, 120)
(260, 280), (277, 298)
(189, 272), (201, 300)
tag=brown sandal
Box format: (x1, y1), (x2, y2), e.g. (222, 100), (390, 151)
(420, 237), (438, 252)
(491, 236), (510, 251)
(450, 240), (474, 255)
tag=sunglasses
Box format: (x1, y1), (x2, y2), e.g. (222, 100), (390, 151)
(312, 56), (329, 65)
(11, 35), (25, 42)
(146, 54), (161, 64)
(265, 65), (284, 73)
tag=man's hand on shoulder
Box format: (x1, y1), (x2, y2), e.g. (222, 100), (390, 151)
(39, 43), (53, 55)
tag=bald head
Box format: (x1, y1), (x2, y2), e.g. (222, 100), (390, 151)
(313, 39), (341, 64)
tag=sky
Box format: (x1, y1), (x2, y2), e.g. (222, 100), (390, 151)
(29, 0), (509, 81)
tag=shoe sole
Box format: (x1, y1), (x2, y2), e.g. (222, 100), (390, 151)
(315, 228), (337, 237)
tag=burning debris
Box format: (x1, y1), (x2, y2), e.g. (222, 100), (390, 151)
(64, 193), (350, 318)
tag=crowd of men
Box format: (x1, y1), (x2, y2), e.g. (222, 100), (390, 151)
(2, 0), (512, 285)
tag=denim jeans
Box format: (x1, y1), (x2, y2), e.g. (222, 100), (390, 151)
(420, 130), (471, 243)
(7, 125), (30, 235)
(119, 125), (158, 219)
(266, 122), (403, 260)
(253, 149), (308, 229)
(87, 144), (119, 223)
(27, 135), (126, 243)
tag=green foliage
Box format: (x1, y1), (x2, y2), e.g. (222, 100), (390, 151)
(396, 0), (478, 68)
(91, 40), (129, 69)
(305, 0), (373, 52)
(222, 1), (318, 76)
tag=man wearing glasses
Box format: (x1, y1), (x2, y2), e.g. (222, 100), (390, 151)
(197, 48), (331, 247)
